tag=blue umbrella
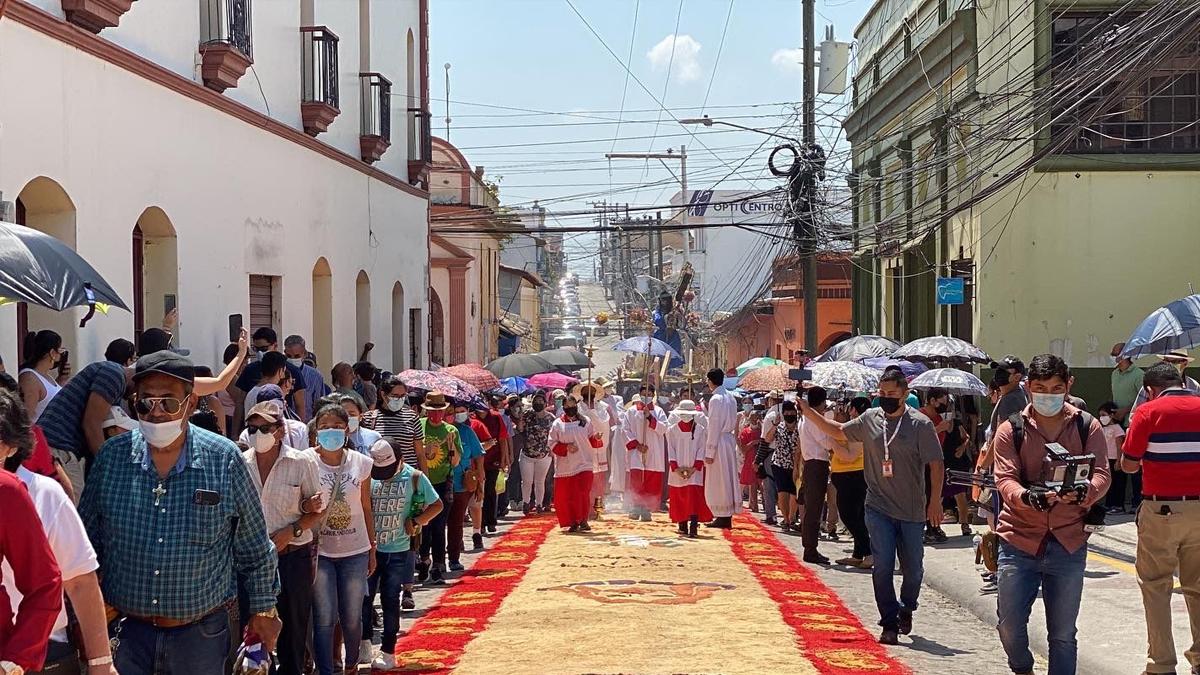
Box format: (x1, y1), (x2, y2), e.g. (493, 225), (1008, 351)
(1121, 294), (1200, 358)
(612, 335), (683, 361)
(499, 376), (536, 395)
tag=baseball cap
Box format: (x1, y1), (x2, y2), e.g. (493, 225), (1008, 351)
(989, 355), (1026, 375)
(134, 350), (195, 384)
(368, 439), (397, 467)
(246, 401), (281, 425)
(255, 384), (286, 403)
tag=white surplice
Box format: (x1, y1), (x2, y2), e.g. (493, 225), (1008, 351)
(703, 385), (742, 517)
(667, 415), (708, 488)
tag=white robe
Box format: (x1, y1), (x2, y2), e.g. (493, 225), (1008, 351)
(623, 405), (668, 473)
(579, 400), (611, 474)
(604, 395), (628, 492)
(667, 416), (708, 488)
(548, 415), (597, 478)
(703, 386), (742, 517)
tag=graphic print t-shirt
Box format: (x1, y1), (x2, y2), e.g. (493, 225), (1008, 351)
(372, 464), (439, 554)
(307, 449), (374, 558)
(420, 419), (459, 485)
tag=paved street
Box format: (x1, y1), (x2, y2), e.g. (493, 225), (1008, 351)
(574, 281), (624, 379)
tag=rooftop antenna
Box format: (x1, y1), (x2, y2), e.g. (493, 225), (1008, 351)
(443, 62), (451, 140)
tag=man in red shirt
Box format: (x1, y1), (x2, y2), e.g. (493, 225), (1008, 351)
(0, 389), (63, 673)
(992, 354), (1109, 675)
(1122, 362), (1200, 675)
(476, 396), (511, 535)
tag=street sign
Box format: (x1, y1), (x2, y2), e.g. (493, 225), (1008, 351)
(936, 277), (965, 305)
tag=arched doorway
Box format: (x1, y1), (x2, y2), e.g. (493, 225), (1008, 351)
(311, 258), (333, 372)
(429, 286), (445, 366)
(355, 271), (371, 358)
(132, 207), (179, 336)
(818, 331), (853, 354)
(391, 282), (405, 371)
(14, 177), (78, 363)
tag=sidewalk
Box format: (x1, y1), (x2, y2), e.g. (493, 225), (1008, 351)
(918, 514), (1193, 675)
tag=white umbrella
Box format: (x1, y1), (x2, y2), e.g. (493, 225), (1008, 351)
(908, 368), (989, 396)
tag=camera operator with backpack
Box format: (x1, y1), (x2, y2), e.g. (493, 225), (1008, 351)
(991, 354), (1110, 675)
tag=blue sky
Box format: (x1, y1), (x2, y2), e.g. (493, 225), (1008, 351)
(429, 0), (874, 274)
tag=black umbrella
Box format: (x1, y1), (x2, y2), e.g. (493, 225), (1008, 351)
(536, 348), (593, 371)
(812, 335), (901, 363)
(0, 223), (128, 324)
(486, 353), (556, 379)
(891, 335), (991, 365)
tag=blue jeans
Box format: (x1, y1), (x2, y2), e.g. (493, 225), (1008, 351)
(865, 506), (926, 629)
(996, 538), (1086, 675)
(113, 609), (231, 675)
(362, 550), (416, 653)
(313, 552), (370, 675)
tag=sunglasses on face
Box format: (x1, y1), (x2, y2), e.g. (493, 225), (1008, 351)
(134, 396), (189, 415)
(246, 424), (279, 435)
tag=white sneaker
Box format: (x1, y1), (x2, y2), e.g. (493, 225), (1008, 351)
(359, 639), (375, 665)
(372, 652), (398, 670)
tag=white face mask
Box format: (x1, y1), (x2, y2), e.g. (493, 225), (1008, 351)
(347, 416), (360, 432)
(140, 419), (185, 449)
(386, 398), (405, 412)
(287, 357), (304, 368)
(252, 430), (276, 453)
(658, 396), (669, 405)
(455, 412), (470, 424)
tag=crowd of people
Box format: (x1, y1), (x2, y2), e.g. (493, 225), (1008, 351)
(2, 315), (1200, 675)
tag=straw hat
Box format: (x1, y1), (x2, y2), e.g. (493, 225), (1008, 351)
(1161, 349), (1195, 364)
(674, 400), (701, 417)
(625, 394), (643, 410)
(421, 391), (450, 411)
(572, 380), (606, 401)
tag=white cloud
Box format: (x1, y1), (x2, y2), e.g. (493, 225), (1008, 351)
(646, 34), (703, 83)
(771, 48), (804, 74)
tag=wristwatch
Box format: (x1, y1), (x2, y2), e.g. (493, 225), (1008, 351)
(292, 522), (303, 539)
(0, 661), (24, 675)
(254, 607), (279, 620)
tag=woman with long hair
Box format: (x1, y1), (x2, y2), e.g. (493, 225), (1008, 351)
(18, 330), (64, 422)
(305, 403), (377, 675)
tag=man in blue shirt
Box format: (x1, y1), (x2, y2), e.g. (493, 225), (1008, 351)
(284, 334), (330, 420)
(79, 351), (280, 674)
(234, 328), (307, 428)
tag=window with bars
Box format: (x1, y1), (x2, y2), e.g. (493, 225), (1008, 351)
(1051, 12), (1200, 153)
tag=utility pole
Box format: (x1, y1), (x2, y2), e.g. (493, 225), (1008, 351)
(801, 0), (819, 354)
(604, 147), (689, 271)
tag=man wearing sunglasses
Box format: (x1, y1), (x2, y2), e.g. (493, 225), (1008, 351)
(78, 351), (281, 674)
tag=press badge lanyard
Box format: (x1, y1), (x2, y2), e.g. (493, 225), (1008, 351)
(881, 414), (905, 478)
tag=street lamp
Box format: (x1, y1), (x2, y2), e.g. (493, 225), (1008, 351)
(679, 116), (795, 142)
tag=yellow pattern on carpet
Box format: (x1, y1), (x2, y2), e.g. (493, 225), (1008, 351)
(452, 515), (819, 675)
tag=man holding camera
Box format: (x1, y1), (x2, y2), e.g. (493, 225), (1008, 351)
(992, 354), (1110, 675)
(1122, 362), (1200, 675)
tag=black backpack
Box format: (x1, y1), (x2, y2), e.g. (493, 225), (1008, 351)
(1008, 411), (1093, 454)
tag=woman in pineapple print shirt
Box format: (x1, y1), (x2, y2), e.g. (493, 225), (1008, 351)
(304, 403), (381, 675)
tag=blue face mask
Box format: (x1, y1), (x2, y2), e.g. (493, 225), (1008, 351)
(316, 428), (346, 450)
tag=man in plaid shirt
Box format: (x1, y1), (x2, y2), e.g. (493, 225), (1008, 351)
(79, 351), (280, 674)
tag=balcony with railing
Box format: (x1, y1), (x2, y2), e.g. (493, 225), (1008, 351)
(300, 26), (340, 136)
(359, 73), (392, 164)
(200, 0), (254, 92)
(407, 107), (432, 186)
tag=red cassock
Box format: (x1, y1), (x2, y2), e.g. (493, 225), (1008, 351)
(550, 415), (602, 527)
(667, 418), (713, 523)
(624, 405), (667, 512)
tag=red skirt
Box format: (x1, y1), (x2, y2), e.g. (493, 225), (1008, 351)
(554, 472), (594, 527)
(628, 469), (663, 510)
(669, 484), (713, 523)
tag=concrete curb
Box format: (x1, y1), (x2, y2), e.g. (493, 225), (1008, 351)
(919, 543), (1127, 675)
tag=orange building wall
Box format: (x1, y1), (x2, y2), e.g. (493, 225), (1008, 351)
(719, 297), (852, 368)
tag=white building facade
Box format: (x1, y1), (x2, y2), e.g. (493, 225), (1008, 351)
(0, 0), (432, 373)
(668, 189), (790, 317)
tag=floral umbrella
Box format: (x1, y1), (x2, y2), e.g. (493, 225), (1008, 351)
(807, 361), (882, 392)
(527, 372), (579, 390)
(395, 369), (483, 407)
(442, 363), (501, 392)
(736, 364), (795, 393)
